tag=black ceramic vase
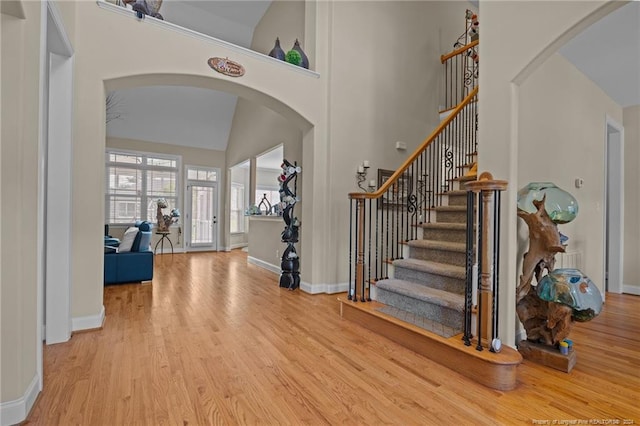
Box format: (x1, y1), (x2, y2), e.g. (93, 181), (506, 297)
(268, 37), (286, 61)
(292, 39), (309, 69)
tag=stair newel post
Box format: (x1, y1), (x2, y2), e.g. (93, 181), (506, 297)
(465, 172), (508, 350)
(475, 193), (484, 351)
(348, 199), (354, 300)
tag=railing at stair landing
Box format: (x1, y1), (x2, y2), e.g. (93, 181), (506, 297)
(348, 38), (507, 351)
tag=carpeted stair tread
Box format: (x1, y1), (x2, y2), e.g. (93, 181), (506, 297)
(393, 258), (465, 280)
(407, 239), (466, 253)
(376, 279), (464, 311)
(421, 223), (466, 231)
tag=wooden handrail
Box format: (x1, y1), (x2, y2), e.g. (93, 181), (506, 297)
(349, 86), (479, 200)
(440, 39), (479, 63)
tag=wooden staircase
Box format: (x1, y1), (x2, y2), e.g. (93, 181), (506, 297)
(343, 28), (523, 390)
(341, 168), (522, 391)
(375, 175), (474, 337)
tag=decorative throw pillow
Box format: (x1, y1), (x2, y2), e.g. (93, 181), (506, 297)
(118, 227), (139, 253)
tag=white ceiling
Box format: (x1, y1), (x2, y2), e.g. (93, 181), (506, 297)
(107, 1), (640, 153)
(559, 1), (640, 108)
(107, 85), (239, 150)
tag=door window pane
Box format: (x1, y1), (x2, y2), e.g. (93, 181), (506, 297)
(191, 186), (215, 244)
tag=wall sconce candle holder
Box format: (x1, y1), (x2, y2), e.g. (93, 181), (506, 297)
(356, 161), (376, 192)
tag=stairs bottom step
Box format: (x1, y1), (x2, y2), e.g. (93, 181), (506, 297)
(376, 305), (460, 338)
(339, 298), (523, 391)
(376, 279), (464, 330)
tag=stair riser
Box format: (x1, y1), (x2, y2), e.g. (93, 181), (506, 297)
(409, 246), (466, 267)
(422, 227), (466, 244)
(446, 194), (468, 206)
(376, 288), (463, 330)
(435, 210), (467, 223)
(394, 266), (465, 294)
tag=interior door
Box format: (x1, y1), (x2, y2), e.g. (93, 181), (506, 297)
(187, 182), (218, 250)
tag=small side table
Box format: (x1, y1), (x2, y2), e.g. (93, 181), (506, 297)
(154, 231), (173, 255)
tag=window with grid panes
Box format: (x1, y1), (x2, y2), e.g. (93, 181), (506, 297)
(105, 150), (180, 224)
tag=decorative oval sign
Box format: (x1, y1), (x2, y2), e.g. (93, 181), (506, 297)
(208, 57), (245, 77)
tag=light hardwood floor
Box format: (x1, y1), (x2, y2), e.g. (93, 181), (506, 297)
(25, 251), (639, 425)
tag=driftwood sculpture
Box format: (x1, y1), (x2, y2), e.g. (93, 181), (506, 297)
(516, 196), (573, 346)
(156, 198), (179, 232)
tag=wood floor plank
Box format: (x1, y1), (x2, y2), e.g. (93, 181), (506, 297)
(24, 250), (640, 425)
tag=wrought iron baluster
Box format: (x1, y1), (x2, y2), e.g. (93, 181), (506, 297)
(491, 190), (502, 351)
(475, 192), (484, 352)
(463, 190), (474, 346)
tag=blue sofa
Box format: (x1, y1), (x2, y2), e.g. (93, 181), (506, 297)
(104, 221), (154, 285)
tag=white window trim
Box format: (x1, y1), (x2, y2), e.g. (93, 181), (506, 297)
(105, 148), (182, 225)
(230, 182), (246, 234)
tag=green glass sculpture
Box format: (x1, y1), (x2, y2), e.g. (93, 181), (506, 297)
(536, 268), (603, 322)
(517, 182), (578, 224)
(285, 50), (302, 66)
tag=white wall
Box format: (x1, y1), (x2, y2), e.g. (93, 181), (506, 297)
(325, 1), (472, 287)
(248, 217), (283, 271)
(479, 0), (624, 346)
(518, 53), (623, 296)
(69, 0), (322, 321)
(226, 1), (468, 289)
(223, 0), (306, 257)
(224, 100), (303, 253)
(623, 106), (640, 292)
(1, 0), (41, 409)
(54, 0), (75, 43)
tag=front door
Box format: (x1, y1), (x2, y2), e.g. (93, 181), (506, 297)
(185, 167), (219, 251)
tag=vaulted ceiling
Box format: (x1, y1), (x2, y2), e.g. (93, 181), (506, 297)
(559, 1), (640, 108)
(107, 1), (640, 152)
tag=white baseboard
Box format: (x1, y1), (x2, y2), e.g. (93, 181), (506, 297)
(299, 281), (349, 294)
(244, 259), (349, 295)
(247, 256), (280, 275)
(229, 243), (248, 250)
(623, 284), (640, 296)
(325, 282), (349, 294)
(299, 280), (322, 294)
(0, 374), (40, 426)
(72, 305), (105, 331)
